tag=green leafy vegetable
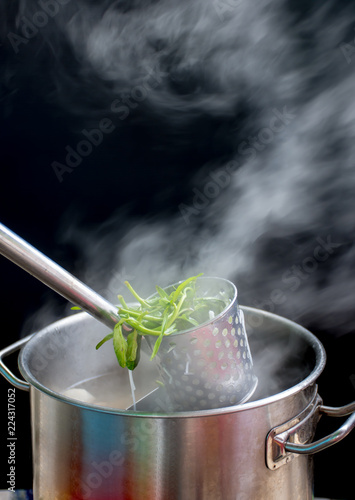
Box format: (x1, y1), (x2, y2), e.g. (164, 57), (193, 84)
(113, 323), (127, 368)
(126, 330), (141, 370)
(92, 273), (227, 371)
(95, 332), (114, 350)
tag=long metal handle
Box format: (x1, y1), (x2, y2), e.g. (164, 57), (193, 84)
(274, 401), (355, 455)
(0, 223), (120, 330)
(0, 335), (32, 391)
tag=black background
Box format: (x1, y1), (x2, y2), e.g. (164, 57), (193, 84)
(1, 0), (355, 498)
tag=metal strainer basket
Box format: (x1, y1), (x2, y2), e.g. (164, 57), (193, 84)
(144, 277), (257, 411)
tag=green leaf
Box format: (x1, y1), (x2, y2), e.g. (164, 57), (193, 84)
(122, 318), (163, 336)
(95, 273), (230, 370)
(156, 285), (169, 298)
(117, 295), (128, 308)
(177, 314), (199, 327)
(113, 323), (127, 368)
(124, 281), (149, 306)
(96, 332), (114, 350)
(150, 332), (164, 360)
(127, 330), (138, 361)
(126, 331), (142, 370)
(160, 308), (170, 334)
(171, 273), (203, 303)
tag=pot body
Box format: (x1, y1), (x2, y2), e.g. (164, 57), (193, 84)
(19, 308), (326, 500)
(30, 385), (316, 500)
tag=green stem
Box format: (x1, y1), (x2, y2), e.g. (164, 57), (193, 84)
(119, 308), (162, 323)
(167, 293), (186, 328)
(124, 281), (149, 307)
(171, 274), (202, 303)
(124, 319), (162, 336)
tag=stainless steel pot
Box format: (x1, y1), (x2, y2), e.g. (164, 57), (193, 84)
(1, 307), (354, 500)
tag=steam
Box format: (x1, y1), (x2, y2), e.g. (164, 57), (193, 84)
(29, 0), (353, 334)
(5, 0), (355, 395)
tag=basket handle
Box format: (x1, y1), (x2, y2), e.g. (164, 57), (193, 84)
(0, 335), (32, 391)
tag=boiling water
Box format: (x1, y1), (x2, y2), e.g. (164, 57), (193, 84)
(63, 370), (157, 410)
(128, 369), (136, 410)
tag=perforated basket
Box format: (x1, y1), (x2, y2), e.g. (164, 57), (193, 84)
(144, 277), (257, 411)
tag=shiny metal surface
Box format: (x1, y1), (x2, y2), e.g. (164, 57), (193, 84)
(281, 405), (355, 455)
(15, 307), (327, 415)
(0, 335), (31, 391)
(13, 307), (329, 499)
(0, 224), (255, 408)
(144, 278), (257, 410)
(3, 307), (354, 499)
(29, 384), (316, 500)
(0, 222), (120, 329)
(266, 391), (322, 470)
(1, 307), (353, 499)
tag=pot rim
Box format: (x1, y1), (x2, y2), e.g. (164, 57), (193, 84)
(18, 306), (326, 418)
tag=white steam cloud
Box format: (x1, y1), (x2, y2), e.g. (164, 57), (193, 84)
(10, 0), (355, 338)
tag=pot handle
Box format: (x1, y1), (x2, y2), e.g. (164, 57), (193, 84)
(0, 335), (32, 391)
(274, 400), (355, 456)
